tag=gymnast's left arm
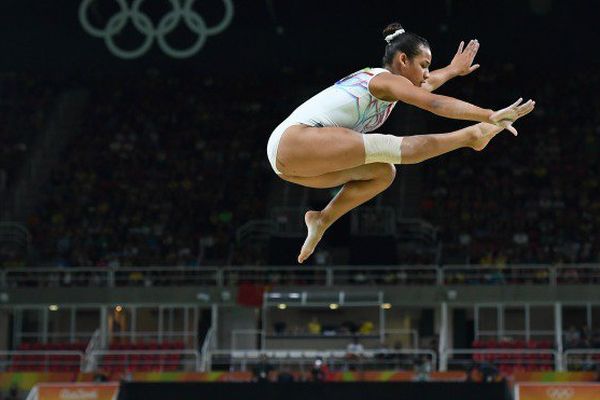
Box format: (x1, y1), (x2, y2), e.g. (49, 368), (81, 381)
(422, 39), (481, 92)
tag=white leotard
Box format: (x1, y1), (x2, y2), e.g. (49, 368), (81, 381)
(266, 67), (397, 174)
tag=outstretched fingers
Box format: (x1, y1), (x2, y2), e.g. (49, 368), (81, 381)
(467, 39), (480, 57)
(491, 97), (535, 122)
(516, 99), (535, 117)
(510, 97), (524, 108)
(451, 39), (481, 76)
(496, 121), (519, 136)
(493, 98), (536, 136)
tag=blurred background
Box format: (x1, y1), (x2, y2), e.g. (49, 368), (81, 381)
(0, 0), (599, 399)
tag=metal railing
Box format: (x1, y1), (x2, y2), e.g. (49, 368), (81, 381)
(3, 348), (596, 373)
(231, 328), (420, 352)
(329, 266), (439, 285)
(1, 264), (600, 288)
(207, 349), (437, 372)
(90, 350), (200, 372)
(199, 327), (216, 372)
(383, 329), (420, 350)
(563, 349), (600, 371)
(110, 331), (196, 343)
(443, 265), (554, 285)
(82, 329), (102, 372)
(16, 332), (96, 343)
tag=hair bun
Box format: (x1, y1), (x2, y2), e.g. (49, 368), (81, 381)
(383, 22), (405, 44)
(382, 22), (404, 39)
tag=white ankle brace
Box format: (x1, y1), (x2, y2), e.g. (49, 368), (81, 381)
(362, 133), (404, 164)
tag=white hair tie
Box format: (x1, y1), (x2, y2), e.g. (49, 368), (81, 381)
(384, 29), (405, 44)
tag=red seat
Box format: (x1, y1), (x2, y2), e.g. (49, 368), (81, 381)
(103, 340), (185, 371)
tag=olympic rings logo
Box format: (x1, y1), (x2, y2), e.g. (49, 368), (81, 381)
(545, 387), (575, 400)
(79, 0), (234, 59)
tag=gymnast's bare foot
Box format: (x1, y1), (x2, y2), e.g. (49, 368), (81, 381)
(298, 210), (327, 264)
(470, 123), (504, 151)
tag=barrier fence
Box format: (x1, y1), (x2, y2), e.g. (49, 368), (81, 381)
(2, 264), (600, 288)
(2, 348), (600, 373)
(208, 349), (437, 372)
(563, 349), (600, 371)
(90, 350), (200, 372)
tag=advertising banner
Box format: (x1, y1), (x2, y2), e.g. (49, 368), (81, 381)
(35, 383), (119, 400)
(515, 383), (600, 400)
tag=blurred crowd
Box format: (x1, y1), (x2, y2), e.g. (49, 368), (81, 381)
(421, 64), (600, 265)
(21, 69), (292, 267)
(0, 72), (55, 194)
(1, 64), (599, 268)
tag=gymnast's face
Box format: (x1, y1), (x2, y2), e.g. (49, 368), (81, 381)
(401, 45), (431, 87)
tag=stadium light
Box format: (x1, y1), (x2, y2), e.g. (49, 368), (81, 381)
(48, 305), (59, 311)
(277, 303), (287, 310)
(329, 303), (339, 310)
(381, 303), (392, 310)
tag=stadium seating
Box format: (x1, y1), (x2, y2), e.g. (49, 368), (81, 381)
(0, 66), (597, 268)
(102, 341), (186, 372)
(471, 339), (555, 372)
(10, 341), (87, 372)
(421, 68), (600, 266)
(10, 340), (188, 372)
(0, 72), (56, 194)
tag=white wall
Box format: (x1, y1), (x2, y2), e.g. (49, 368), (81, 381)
(217, 306), (259, 350)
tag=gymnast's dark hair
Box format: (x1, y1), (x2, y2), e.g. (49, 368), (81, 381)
(382, 22), (430, 66)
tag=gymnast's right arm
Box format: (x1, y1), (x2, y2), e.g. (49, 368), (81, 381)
(370, 72), (495, 123)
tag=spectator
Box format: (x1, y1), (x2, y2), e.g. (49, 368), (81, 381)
(310, 356), (330, 382)
(581, 325), (592, 347)
(358, 320), (374, 335)
(251, 354), (275, 383)
(374, 341), (396, 369)
(273, 321), (286, 335)
(307, 317), (321, 335)
(414, 355), (432, 381)
(565, 325), (581, 348)
(346, 336), (365, 369)
(277, 367), (296, 383)
(94, 371), (108, 382)
(467, 362), (501, 383)
(340, 320), (358, 335)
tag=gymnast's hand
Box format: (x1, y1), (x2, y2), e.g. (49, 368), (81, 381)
(449, 39), (480, 77)
(489, 98), (536, 136)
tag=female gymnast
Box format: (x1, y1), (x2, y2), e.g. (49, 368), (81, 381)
(266, 22), (535, 264)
